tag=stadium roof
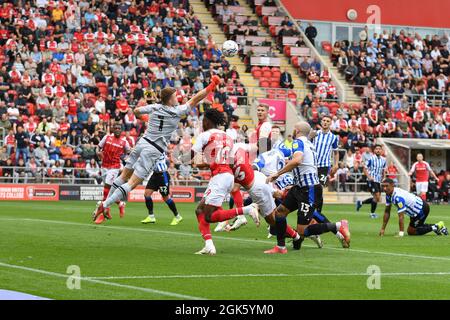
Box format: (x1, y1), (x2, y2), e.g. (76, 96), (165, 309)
(383, 138), (450, 150)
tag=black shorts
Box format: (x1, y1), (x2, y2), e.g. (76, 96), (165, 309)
(368, 181), (381, 194)
(409, 202), (430, 228)
(146, 171), (170, 197)
(317, 167), (330, 186)
(282, 184), (323, 225)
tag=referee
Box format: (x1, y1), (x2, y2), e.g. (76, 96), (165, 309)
(356, 144), (387, 218)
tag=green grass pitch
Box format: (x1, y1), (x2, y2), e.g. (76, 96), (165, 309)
(0, 201), (449, 300)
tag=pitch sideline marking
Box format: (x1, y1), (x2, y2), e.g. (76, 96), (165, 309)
(2, 217), (450, 262)
(87, 271), (450, 280)
(0, 261), (205, 300)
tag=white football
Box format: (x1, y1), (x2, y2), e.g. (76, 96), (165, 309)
(222, 40), (239, 57)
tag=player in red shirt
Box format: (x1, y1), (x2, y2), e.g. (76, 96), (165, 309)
(95, 124), (130, 224)
(223, 143), (302, 245)
(409, 153), (439, 201)
(192, 109), (260, 255)
(255, 103), (272, 154)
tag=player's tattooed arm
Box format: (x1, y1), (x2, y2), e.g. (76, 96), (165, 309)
(380, 204), (391, 236)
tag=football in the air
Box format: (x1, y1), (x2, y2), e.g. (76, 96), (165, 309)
(222, 40), (239, 57)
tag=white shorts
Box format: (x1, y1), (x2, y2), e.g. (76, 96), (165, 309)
(102, 168), (120, 186)
(203, 172), (234, 207)
(248, 171), (276, 217)
(416, 182), (429, 194)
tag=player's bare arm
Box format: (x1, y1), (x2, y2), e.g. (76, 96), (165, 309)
(267, 152), (303, 183)
(187, 76), (221, 107)
(398, 212), (405, 236)
(363, 166), (373, 181)
(380, 204), (391, 236)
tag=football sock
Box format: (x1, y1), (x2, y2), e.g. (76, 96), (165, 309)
(286, 225), (300, 239)
(197, 212), (212, 241)
(371, 200), (377, 213)
(231, 189), (244, 208)
(304, 222), (337, 237)
(228, 197), (234, 209)
(165, 198), (179, 217)
(243, 197), (253, 206)
(103, 186), (110, 201)
(104, 183), (131, 208)
(313, 211), (336, 234)
(415, 224), (433, 235)
(108, 176), (125, 199)
(362, 197), (373, 205)
(210, 207), (241, 222)
(275, 216), (287, 248)
(145, 196), (153, 215)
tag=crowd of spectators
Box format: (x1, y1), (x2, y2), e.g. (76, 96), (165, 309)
(322, 29), (450, 138)
(0, 0), (247, 184)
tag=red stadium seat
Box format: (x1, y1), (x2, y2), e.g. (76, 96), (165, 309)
(284, 46), (291, 57)
(270, 81), (280, 88)
(261, 66), (271, 72)
(292, 56), (299, 67)
(260, 80), (270, 88)
(272, 71), (281, 79)
(252, 70), (262, 78)
(269, 25), (277, 36)
(262, 16), (269, 26)
(262, 70), (272, 78)
(256, 5), (262, 16)
(321, 41), (332, 54)
(251, 66), (261, 73)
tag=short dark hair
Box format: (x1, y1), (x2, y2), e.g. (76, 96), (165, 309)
(383, 178), (395, 185)
(204, 108), (225, 126)
(321, 115), (332, 121)
(161, 87), (177, 105)
(374, 144), (382, 149)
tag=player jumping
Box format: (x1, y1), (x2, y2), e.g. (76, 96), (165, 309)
(92, 76), (222, 221)
(380, 178), (447, 237)
(95, 123), (130, 224)
(141, 154), (182, 226)
(192, 108), (260, 255)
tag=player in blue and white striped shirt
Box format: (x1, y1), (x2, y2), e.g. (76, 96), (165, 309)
(265, 121), (350, 254)
(356, 144), (387, 219)
(141, 154), (183, 225)
(313, 116), (339, 187)
(380, 178), (447, 236)
(313, 115), (339, 216)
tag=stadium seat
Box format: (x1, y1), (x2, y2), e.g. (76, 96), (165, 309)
(262, 70), (272, 78)
(321, 41), (332, 53)
(252, 70), (262, 78)
(284, 46), (291, 57)
(260, 80), (270, 88)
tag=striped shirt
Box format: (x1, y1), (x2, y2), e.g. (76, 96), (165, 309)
(386, 187), (424, 218)
(154, 154), (168, 173)
(365, 154), (387, 183)
(291, 136), (319, 187)
(313, 130), (338, 168)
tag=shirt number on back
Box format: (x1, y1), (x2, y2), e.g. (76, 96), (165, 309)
(158, 116), (164, 132)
